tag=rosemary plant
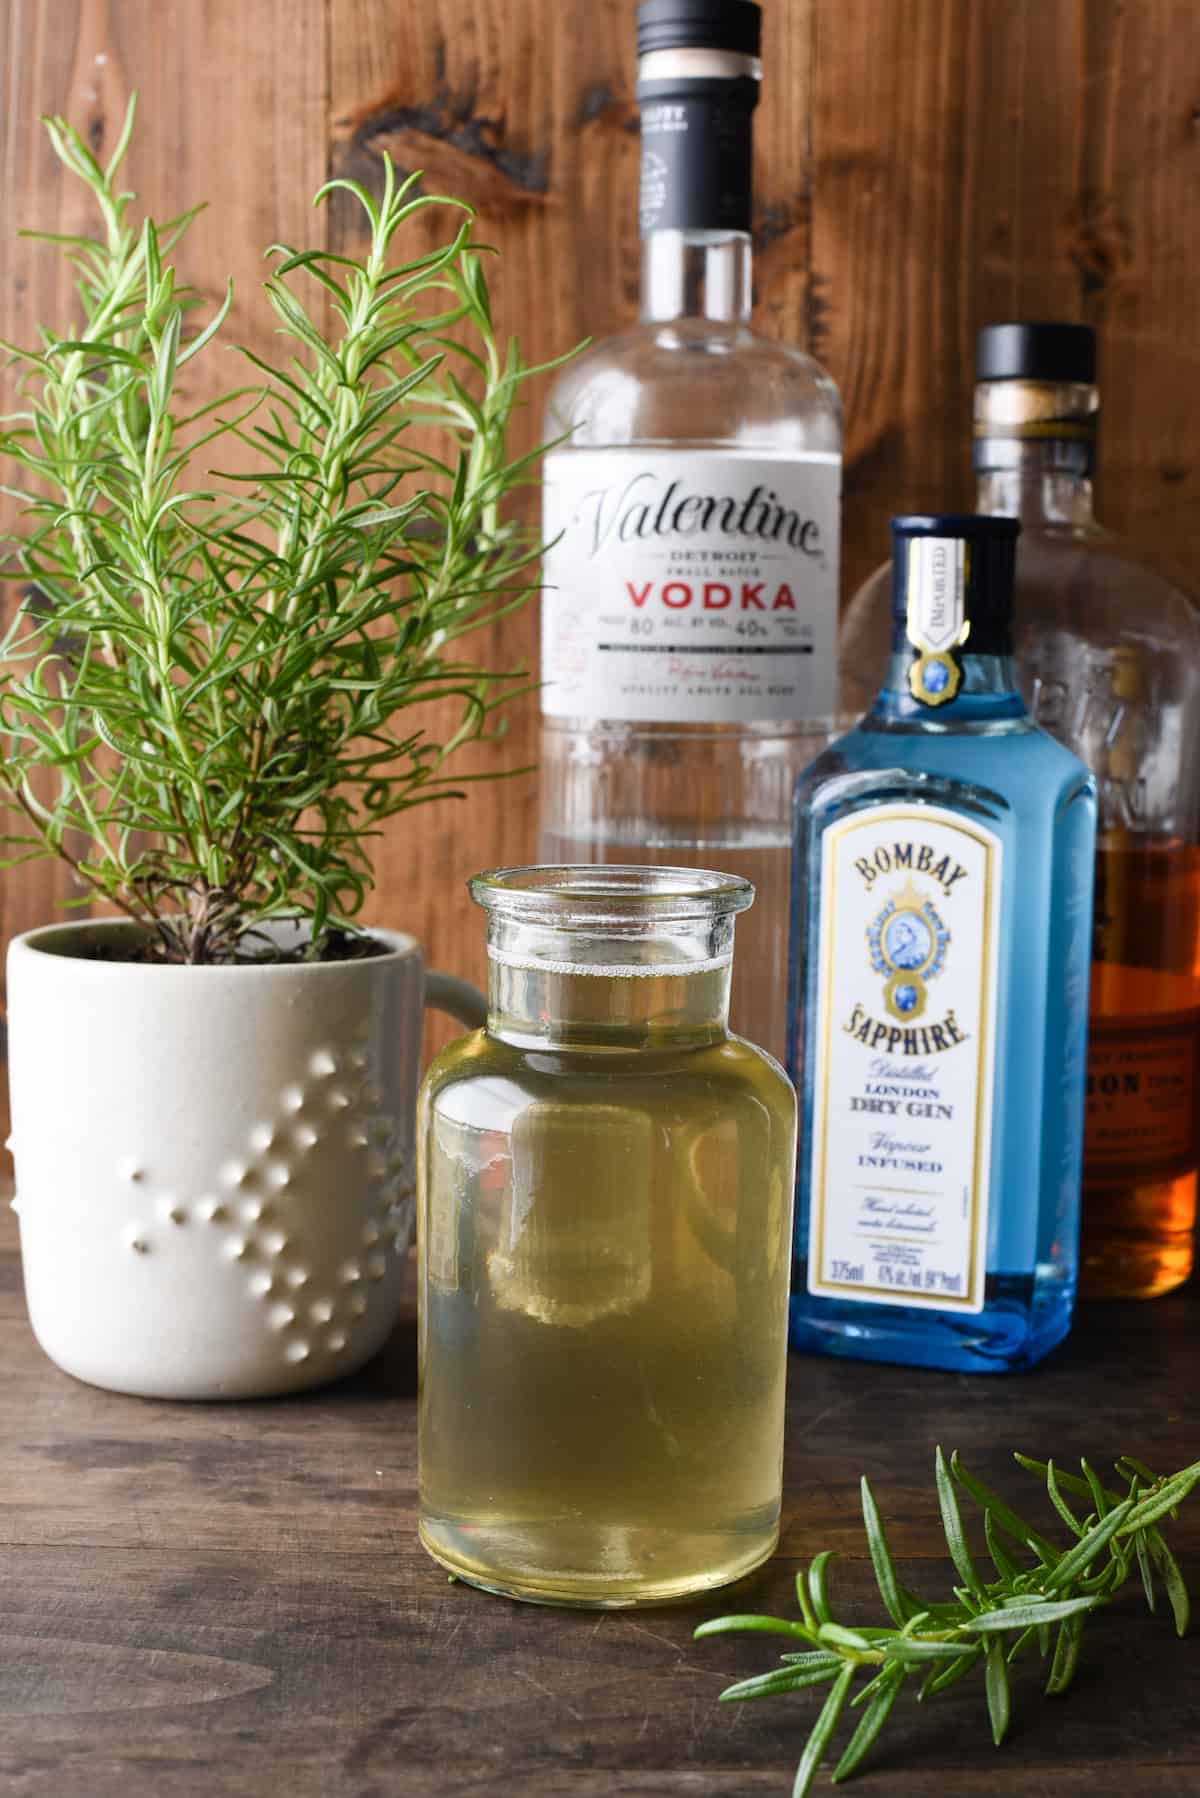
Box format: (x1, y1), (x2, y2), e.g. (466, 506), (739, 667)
(0, 99), (558, 963)
(697, 1448), (1199, 1795)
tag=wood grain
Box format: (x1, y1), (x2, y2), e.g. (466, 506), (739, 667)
(0, 1197), (1194, 1796)
(0, 0), (105, 956)
(328, 0), (656, 1052)
(814, 0), (1200, 599)
(2, 0), (1199, 1031)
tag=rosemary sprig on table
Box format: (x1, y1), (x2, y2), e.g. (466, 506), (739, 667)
(696, 1448), (1199, 1795)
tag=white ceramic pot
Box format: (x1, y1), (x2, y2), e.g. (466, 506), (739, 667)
(6, 919), (484, 1399)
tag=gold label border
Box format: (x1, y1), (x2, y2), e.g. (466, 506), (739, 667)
(807, 803), (1001, 1313)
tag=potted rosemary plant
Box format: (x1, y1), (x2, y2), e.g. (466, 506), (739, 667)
(0, 103), (551, 1397)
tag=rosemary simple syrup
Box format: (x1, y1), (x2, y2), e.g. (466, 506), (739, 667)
(418, 945), (796, 1607)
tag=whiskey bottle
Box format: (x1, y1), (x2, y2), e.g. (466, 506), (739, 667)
(790, 515), (1096, 1372)
(840, 324), (1200, 1297)
(538, 0), (842, 1065)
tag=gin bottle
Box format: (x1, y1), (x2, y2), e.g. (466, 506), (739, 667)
(790, 515), (1097, 1373)
(538, 0), (842, 1065)
(840, 324), (1200, 1297)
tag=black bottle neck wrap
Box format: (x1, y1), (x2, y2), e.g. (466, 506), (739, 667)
(637, 75), (758, 236)
(888, 524), (1018, 706)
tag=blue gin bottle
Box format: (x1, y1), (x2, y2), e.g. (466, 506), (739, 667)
(788, 515), (1097, 1372)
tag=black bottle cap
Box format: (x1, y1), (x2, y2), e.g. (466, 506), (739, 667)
(889, 516), (1020, 701)
(890, 513), (1021, 544)
(976, 322), (1096, 385)
(637, 0), (762, 57)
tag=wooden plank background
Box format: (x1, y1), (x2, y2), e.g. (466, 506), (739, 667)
(2, 0), (1198, 1054)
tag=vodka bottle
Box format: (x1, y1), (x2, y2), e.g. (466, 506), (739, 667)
(792, 515), (1096, 1372)
(840, 324), (1200, 1297)
(538, 0), (842, 1064)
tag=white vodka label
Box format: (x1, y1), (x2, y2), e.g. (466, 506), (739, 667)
(540, 450), (840, 723)
(806, 804), (1002, 1313)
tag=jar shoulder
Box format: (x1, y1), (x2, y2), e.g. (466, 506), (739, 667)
(420, 1031), (796, 1130)
(419, 1028), (489, 1107)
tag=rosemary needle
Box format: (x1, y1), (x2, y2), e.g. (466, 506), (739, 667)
(696, 1447), (1200, 1795)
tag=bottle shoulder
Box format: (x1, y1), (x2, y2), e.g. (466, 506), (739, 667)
(1017, 524), (1198, 600)
(1014, 535), (1200, 688)
(839, 532), (1200, 720)
(800, 716), (1095, 822)
(545, 320), (842, 454)
(844, 531), (1200, 646)
(838, 558), (893, 717)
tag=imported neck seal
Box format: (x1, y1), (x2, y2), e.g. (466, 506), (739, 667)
(635, 0), (762, 236)
(889, 514), (1020, 708)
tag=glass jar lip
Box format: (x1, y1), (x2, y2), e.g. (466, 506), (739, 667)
(469, 864), (755, 924)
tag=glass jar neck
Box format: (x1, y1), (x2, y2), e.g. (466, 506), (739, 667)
(485, 917), (734, 1051)
(976, 454), (1096, 529)
(641, 230), (753, 325)
(472, 868), (751, 1052)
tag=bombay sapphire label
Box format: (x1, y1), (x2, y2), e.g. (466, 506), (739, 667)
(541, 449), (840, 723)
(806, 804), (1002, 1312)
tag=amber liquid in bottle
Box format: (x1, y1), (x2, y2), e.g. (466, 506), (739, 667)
(1083, 836), (1200, 1295)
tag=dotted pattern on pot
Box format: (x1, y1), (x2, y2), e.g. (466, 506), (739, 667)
(47, 1034), (419, 1371)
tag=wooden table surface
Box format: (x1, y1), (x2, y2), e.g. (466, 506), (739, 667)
(0, 1199), (1196, 1798)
